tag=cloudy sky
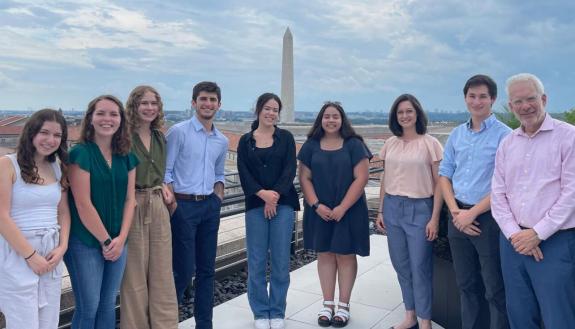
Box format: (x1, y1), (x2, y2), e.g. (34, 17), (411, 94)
(1, 0), (574, 113)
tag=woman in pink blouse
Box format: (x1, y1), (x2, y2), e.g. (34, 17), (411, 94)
(375, 94), (443, 329)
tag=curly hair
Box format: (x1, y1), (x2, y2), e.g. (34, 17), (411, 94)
(16, 108), (69, 188)
(126, 85), (165, 133)
(80, 95), (131, 155)
(307, 101), (364, 142)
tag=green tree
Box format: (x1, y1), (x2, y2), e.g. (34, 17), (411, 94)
(564, 107), (575, 125)
(495, 105), (520, 129)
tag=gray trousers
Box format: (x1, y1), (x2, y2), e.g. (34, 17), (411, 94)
(384, 194), (433, 319)
(447, 201), (509, 329)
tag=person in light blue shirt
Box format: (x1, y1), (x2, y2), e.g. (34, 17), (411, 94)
(164, 81), (228, 329)
(439, 75), (511, 329)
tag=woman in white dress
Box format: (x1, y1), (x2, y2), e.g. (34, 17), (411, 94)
(0, 109), (71, 329)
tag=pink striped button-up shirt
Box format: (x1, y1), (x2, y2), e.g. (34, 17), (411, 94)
(491, 114), (575, 240)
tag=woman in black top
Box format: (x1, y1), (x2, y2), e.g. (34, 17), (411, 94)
(237, 93), (300, 329)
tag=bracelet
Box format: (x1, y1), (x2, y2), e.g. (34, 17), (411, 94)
(25, 250), (36, 260)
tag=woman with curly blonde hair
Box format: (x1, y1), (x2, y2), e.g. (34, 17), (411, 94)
(120, 85), (178, 329)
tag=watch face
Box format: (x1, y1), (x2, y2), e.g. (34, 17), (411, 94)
(104, 238), (112, 246)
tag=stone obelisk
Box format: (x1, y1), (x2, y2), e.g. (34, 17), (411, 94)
(281, 27), (294, 123)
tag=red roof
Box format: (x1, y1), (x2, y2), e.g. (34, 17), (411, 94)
(0, 126), (23, 135)
(0, 116), (27, 126)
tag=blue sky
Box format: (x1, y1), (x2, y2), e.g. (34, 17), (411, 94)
(1, 0), (574, 113)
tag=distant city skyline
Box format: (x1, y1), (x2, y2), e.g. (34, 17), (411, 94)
(1, 0), (574, 113)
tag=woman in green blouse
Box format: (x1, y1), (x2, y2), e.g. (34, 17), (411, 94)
(64, 95), (138, 329)
(120, 86), (178, 329)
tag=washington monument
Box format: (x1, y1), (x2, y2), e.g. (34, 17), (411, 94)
(281, 27), (295, 123)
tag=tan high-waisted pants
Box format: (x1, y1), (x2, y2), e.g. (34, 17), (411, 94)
(120, 187), (178, 329)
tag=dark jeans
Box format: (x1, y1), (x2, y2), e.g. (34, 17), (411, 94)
(171, 193), (222, 329)
(501, 230), (575, 329)
(447, 206), (509, 329)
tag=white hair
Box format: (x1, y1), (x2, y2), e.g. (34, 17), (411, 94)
(505, 73), (545, 97)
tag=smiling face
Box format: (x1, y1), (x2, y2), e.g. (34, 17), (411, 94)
(192, 91), (220, 121)
(258, 98), (280, 128)
(396, 100), (417, 130)
(91, 99), (122, 138)
(137, 90), (160, 125)
(321, 106), (342, 136)
(508, 80), (547, 134)
(32, 120), (63, 158)
(465, 84), (494, 120)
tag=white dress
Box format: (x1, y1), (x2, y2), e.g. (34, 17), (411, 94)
(0, 154), (63, 329)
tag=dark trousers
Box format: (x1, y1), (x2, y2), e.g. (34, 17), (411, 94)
(448, 206), (509, 329)
(171, 194), (222, 329)
(500, 230), (575, 329)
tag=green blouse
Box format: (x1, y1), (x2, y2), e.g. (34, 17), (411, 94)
(132, 129), (166, 189)
(68, 142), (139, 247)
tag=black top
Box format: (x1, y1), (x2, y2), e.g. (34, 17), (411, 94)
(237, 127), (300, 211)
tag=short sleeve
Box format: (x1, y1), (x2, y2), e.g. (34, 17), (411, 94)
(297, 140), (314, 168)
(424, 135), (444, 163)
(379, 136), (396, 160)
(126, 152), (140, 171)
(348, 138), (372, 167)
(69, 144), (91, 172)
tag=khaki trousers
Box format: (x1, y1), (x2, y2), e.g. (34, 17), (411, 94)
(120, 188), (179, 329)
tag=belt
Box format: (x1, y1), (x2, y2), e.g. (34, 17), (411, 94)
(456, 199), (474, 210)
(174, 192), (210, 201)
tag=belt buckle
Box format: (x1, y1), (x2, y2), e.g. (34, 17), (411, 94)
(193, 195), (206, 201)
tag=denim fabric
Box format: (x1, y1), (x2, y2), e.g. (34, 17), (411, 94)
(171, 193), (221, 329)
(383, 194), (433, 319)
(500, 231), (575, 329)
(64, 235), (127, 329)
(245, 205), (295, 320)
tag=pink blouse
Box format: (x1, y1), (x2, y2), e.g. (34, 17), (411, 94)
(379, 134), (443, 198)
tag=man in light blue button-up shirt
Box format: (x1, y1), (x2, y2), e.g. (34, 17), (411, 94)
(439, 75), (511, 329)
(165, 81), (228, 329)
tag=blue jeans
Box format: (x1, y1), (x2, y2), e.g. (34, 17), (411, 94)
(171, 193), (221, 329)
(500, 231), (575, 329)
(246, 205), (295, 320)
(64, 235), (127, 329)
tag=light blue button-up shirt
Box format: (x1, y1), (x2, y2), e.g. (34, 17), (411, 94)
(164, 115), (229, 195)
(439, 114), (511, 205)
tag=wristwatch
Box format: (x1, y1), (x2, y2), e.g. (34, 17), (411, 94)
(311, 201), (320, 210)
(102, 238), (112, 247)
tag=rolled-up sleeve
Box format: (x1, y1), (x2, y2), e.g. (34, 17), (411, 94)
(439, 132), (456, 179)
(214, 138), (228, 185)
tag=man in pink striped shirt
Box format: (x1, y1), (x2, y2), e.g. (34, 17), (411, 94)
(491, 73), (575, 329)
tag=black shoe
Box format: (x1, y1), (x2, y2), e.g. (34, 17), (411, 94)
(389, 323), (419, 329)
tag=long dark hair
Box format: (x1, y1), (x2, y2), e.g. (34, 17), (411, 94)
(16, 109), (68, 187)
(126, 85), (165, 133)
(388, 94), (428, 136)
(80, 95), (131, 155)
(251, 93), (282, 131)
(307, 102), (364, 141)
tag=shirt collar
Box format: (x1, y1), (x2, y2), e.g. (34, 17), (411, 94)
(514, 112), (554, 137)
(190, 115), (218, 136)
(466, 113), (496, 132)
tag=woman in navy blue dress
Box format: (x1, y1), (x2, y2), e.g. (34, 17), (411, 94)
(298, 102), (371, 328)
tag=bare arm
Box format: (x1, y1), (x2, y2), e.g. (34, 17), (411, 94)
(68, 163), (110, 243)
(0, 157), (50, 274)
(426, 162), (443, 241)
(214, 181), (224, 201)
(375, 165), (386, 232)
(298, 161), (331, 221)
(46, 190), (71, 268)
(439, 176), (459, 216)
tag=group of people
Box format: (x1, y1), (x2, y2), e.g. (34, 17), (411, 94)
(0, 72), (573, 329)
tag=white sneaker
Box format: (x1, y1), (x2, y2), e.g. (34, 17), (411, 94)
(254, 318), (270, 329)
(270, 318), (285, 329)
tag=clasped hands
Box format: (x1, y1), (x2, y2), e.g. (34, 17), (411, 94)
(509, 228), (543, 262)
(451, 208), (482, 236)
(258, 190), (279, 219)
(315, 203), (346, 222)
(102, 237), (125, 262)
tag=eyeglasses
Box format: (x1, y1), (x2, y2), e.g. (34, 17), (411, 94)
(510, 96), (539, 107)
